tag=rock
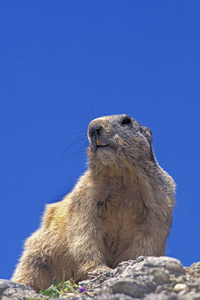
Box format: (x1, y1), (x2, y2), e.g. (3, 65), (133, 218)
(0, 279), (39, 299)
(3, 257), (200, 299)
(173, 283), (188, 292)
(78, 257), (200, 300)
(186, 262), (200, 277)
(110, 279), (154, 298)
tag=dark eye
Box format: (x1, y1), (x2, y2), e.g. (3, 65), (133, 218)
(121, 116), (132, 126)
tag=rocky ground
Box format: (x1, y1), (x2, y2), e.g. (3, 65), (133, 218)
(1, 256), (200, 300)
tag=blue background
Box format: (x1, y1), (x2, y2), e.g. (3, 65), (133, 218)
(1, 1), (200, 280)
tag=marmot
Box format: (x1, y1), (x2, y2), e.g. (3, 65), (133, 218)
(12, 114), (175, 292)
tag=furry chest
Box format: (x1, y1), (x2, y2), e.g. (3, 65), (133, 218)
(97, 201), (138, 267)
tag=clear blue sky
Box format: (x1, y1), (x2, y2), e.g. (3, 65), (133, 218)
(1, 1), (200, 280)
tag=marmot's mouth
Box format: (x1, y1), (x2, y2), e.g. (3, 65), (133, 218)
(96, 139), (108, 147)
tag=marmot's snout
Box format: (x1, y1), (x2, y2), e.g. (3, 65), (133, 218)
(88, 119), (108, 149)
(89, 123), (103, 140)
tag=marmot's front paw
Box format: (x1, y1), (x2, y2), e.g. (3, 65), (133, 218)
(88, 266), (112, 279)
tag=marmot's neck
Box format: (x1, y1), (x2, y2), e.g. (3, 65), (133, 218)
(87, 161), (166, 209)
(89, 163), (132, 182)
(89, 158), (157, 183)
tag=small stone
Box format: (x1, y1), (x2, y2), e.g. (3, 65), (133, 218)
(111, 279), (154, 298)
(173, 283), (187, 292)
(187, 282), (200, 289)
(151, 269), (170, 284)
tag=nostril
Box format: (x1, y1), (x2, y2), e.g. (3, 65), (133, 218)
(89, 124), (103, 138)
(96, 127), (101, 136)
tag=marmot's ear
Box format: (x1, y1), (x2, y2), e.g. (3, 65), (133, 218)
(141, 126), (153, 144)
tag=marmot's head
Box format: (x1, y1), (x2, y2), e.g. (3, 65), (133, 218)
(87, 114), (156, 172)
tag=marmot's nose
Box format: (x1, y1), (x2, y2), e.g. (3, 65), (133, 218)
(89, 123), (103, 139)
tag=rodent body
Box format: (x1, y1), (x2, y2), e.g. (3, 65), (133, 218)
(12, 114), (175, 292)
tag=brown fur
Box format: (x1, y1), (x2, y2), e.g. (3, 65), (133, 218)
(11, 114), (175, 292)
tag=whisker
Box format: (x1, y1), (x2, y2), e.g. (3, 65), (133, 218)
(66, 132), (86, 136)
(67, 137), (88, 149)
(69, 142), (88, 164)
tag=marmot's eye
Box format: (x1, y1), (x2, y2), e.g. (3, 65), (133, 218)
(121, 116), (132, 126)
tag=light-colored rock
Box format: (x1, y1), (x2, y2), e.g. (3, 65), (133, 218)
(110, 279), (154, 298)
(173, 283), (188, 292)
(3, 257), (200, 299)
(0, 279), (39, 300)
(78, 256), (200, 300)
